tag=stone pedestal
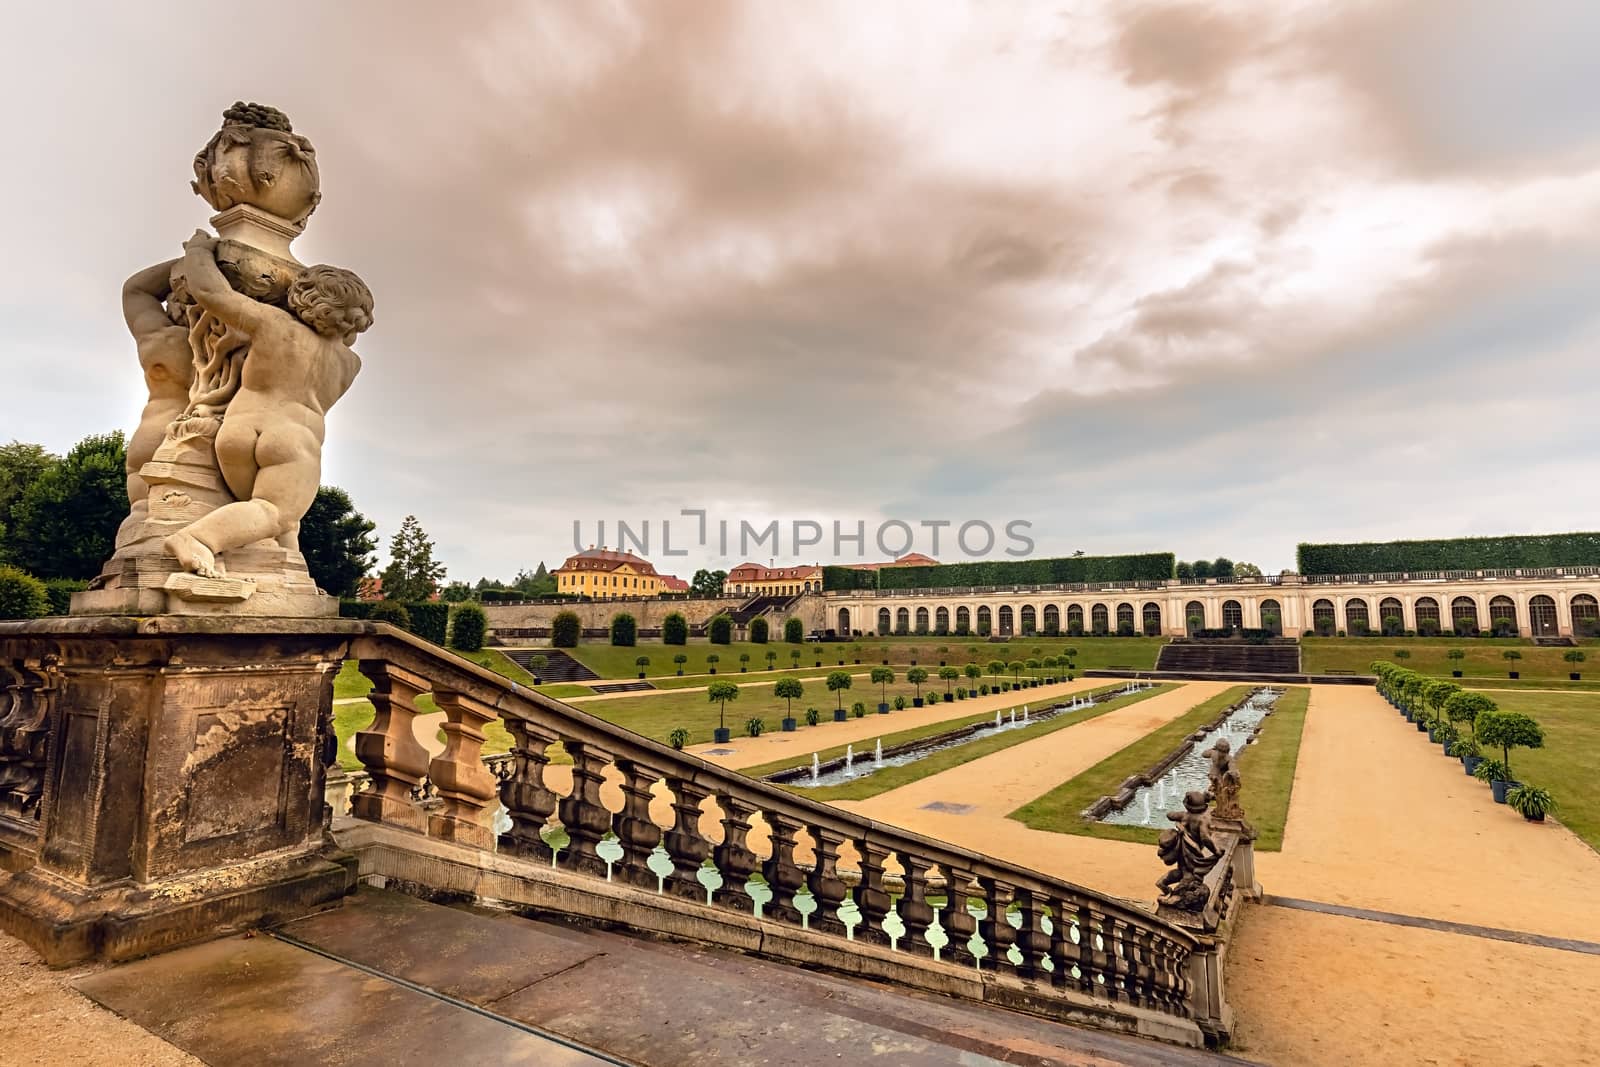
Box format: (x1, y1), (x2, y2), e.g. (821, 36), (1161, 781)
(0, 616), (361, 964)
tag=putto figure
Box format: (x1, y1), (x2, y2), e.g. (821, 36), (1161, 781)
(1201, 737), (1246, 821)
(1156, 790), (1222, 911)
(118, 259), (195, 536)
(163, 230), (371, 578)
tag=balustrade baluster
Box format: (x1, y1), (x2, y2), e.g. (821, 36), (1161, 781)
(1076, 904), (1107, 996)
(894, 850), (936, 957)
(1106, 916), (1131, 1002)
(712, 793), (759, 910)
(805, 825), (849, 935)
(760, 811), (807, 924)
(558, 741), (615, 877)
(978, 875), (1017, 974)
(1012, 886), (1052, 981)
(663, 778), (712, 899)
(1130, 925), (1157, 1010)
(852, 836), (893, 944)
(425, 688), (499, 849)
(1047, 894), (1073, 988)
(351, 661), (431, 832)
(613, 759), (664, 888)
(499, 717), (560, 862)
(940, 866), (980, 966)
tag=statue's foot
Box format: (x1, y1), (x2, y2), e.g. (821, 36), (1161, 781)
(164, 531), (224, 578)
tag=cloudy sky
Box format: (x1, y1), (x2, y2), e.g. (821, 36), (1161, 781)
(4, 0), (1598, 581)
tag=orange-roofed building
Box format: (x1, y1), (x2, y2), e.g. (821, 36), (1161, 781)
(659, 574), (690, 593)
(554, 547), (667, 600)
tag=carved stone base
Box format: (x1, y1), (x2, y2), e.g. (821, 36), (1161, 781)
(0, 617), (364, 965)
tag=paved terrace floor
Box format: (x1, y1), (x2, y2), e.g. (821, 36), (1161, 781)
(17, 888), (1247, 1067)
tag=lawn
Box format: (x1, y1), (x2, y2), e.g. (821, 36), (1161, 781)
(1302, 637), (1597, 685)
(550, 636), (1164, 681)
(1232, 687), (1310, 850)
(774, 684), (1177, 803)
(1008, 685), (1310, 848)
(1462, 689), (1600, 852)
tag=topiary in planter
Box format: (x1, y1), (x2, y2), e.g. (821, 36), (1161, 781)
(1506, 784), (1555, 823)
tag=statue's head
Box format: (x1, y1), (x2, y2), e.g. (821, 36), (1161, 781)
(1212, 738), (1232, 755)
(1183, 790), (1209, 814)
(288, 265), (374, 345)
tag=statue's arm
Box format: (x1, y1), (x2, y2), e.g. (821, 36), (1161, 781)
(122, 258), (179, 338)
(180, 231), (294, 339)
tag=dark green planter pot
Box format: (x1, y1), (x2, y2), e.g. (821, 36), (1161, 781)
(913, 698), (924, 707)
(943, 693), (953, 702)
(781, 718), (797, 732)
(713, 728), (731, 744)
(878, 703), (890, 714)
(1463, 755), (1482, 776)
(1490, 779), (1519, 804)
(1451, 670), (1462, 677)
(834, 710), (848, 722)
(1415, 721), (1427, 733)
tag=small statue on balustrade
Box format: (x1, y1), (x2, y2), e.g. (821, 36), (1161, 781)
(1156, 790), (1222, 911)
(1202, 736), (1246, 821)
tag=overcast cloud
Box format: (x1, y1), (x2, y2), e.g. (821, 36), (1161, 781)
(3, 0), (1598, 580)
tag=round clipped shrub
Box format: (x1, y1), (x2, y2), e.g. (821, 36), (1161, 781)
(551, 610), (581, 648)
(450, 603), (488, 651)
(0, 566), (49, 620)
(368, 600), (411, 631)
(662, 612), (688, 646)
(610, 612), (637, 647)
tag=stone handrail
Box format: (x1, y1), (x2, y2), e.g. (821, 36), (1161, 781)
(344, 625), (1205, 1025)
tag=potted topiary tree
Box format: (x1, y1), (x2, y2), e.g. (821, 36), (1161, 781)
(739, 652), (751, 673)
(1502, 649), (1522, 679)
(1443, 691), (1494, 775)
(907, 666), (928, 706)
(791, 649), (802, 671)
(826, 670), (852, 721)
(939, 665), (959, 700)
(1506, 784), (1555, 823)
(1446, 648), (1465, 677)
(707, 653), (720, 675)
(708, 681), (740, 744)
(1474, 710), (1545, 804)
(765, 650), (778, 672)
(964, 663), (982, 692)
(673, 652), (688, 676)
(775, 677), (803, 732)
(635, 655), (650, 679)
(1565, 649), (1586, 680)
(871, 666), (895, 712)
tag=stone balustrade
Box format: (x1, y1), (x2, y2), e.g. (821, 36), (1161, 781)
(338, 626), (1217, 1042)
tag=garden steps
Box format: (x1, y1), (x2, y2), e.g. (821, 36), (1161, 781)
(1156, 642), (1301, 675)
(498, 647), (599, 683)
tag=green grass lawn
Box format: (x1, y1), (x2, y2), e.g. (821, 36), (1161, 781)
(1009, 685), (1303, 848)
(1461, 689), (1600, 852)
(1302, 637), (1597, 684)
(548, 636), (1164, 681)
(774, 683), (1176, 803)
(1233, 687), (1309, 849)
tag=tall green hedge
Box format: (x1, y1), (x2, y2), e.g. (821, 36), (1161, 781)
(709, 613), (733, 644)
(339, 598), (449, 645)
(449, 603), (487, 651)
(822, 553), (1175, 591)
(1297, 533), (1600, 575)
(662, 612), (688, 645)
(551, 610), (581, 648)
(610, 612), (637, 646)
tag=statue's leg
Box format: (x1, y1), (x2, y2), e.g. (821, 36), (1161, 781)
(178, 424), (319, 561)
(214, 416), (261, 502)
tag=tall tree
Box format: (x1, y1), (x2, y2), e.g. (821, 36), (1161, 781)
(0, 442), (58, 562)
(690, 568), (728, 597)
(379, 514), (447, 601)
(9, 432), (125, 580)
(298, 486), (377, 597)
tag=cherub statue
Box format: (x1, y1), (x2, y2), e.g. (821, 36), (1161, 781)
(1202, 737), (1245, 820)
(1156, 790), (1223, 909)
(162, 230), (371, 577)
(117, 259), (195, 538)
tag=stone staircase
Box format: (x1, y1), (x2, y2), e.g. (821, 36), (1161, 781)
(498, 648), (599, 684)
(1156, 640), (1301, 675)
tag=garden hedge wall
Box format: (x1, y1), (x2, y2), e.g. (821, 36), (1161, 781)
(340, 599), (450, 645)
(1297, 533), (1600, 575)
(823, 553), (1175, 591)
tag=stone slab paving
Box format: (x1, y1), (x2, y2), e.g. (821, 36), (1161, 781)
(78, 888), (1247, 1067)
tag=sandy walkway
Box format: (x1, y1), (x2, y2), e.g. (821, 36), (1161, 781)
(1226, 904), (1600, 1066)
(691, 676), (1113, 772)
(1254, 685), (1600, 941)
(0, 931), (197, 1066)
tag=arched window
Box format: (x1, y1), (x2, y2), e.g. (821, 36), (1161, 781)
(1344, 598), (1370, 635)
(838, 607), (851, 635)
(1312, 599), (1336, 635)
(1260, 599), (1282, 635)
(1572, 594), (1599, 637)
(1451, 596), (1479, 634)
(1043, 604), (1061, 635)
(1184, 601), (1205, 635)
(877, 607), (891, 634)
(1222, 600), (1243, 630)
(1528, 595), (1556, 636)
(1379, 598), (1403, 635)
(935, 606), (950, 634)
(1091, 603), (1110, 635)
(998, 605), (1015, 636)
(913, 606), (929, 633)
(1020, 605), (1037, 634)
(1067, 605), (1085, 634)
(977, 605), (993, 635)
(1142, 601), (1162, 635)
(956, 606), (972, 634)
(1488, 595), (1517, 636)
(1117, 603), (1136, 634)
(895, 607), (911, 634)
(1414, 596), (1441, 634)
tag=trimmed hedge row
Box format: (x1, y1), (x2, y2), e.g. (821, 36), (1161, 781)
(825, 553), (1176, 591)
(339, 599), (450, 645)
(1298, 532), (1600, 575)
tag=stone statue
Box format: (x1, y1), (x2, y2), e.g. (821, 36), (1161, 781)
(1156, 790), (1222, 911)
(72, 102), (372, 618)
(1202, 737), (1245, 821)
